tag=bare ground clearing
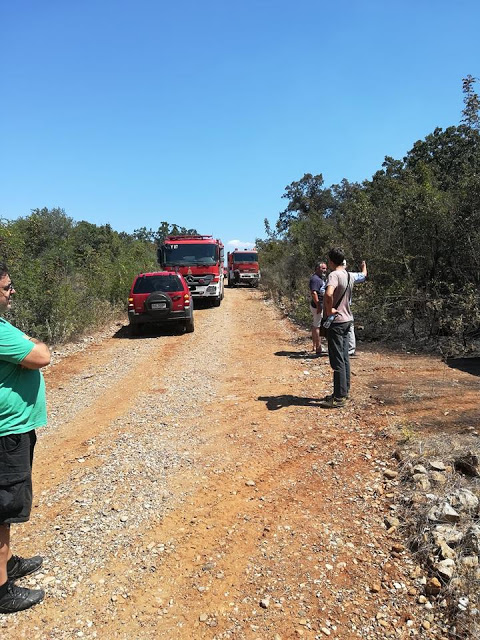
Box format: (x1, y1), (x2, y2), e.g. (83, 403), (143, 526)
(1, 288), (479, 639)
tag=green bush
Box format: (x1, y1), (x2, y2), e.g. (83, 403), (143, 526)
(0, 208), (157, 343)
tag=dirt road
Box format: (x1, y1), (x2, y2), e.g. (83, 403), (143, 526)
(1, 288), (477, 639)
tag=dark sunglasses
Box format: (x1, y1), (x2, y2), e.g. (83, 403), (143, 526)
(2, 283), (14, 292)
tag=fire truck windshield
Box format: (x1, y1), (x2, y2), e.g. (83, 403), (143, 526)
(233, 253), (257, 263)
(163, 244), (217, 265)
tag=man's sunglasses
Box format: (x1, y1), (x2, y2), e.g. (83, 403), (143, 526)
(2, 283), (14, 292)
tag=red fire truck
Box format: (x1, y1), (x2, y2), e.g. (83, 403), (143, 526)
(158, 235), (225, 306)
(227, 248), (260, 287)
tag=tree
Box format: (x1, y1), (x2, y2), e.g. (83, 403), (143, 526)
(277, 174), (333, 234)
(257, 77), (480, 351)
(133, 222), (198, 245)
(461, 75), (480, 130)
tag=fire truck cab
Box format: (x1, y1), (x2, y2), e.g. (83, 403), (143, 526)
(227, 248), (260, 287)
(158, 235), (225, 306)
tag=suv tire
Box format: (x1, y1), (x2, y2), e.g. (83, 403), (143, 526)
(185, 315), (195, 333)
(144, 292), (173, 319)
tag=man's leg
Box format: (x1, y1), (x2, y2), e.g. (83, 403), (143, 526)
(4, 430), (43, 581)
(0, 524), (10, 587)
(317, 305), (324, 353)
(311, 307), (322, 352)
(327, 324), (347, 398)
(348, 323), (356, 355)
(344, 323), (352, 394)
(0, 520), (44, 613)
(0, 432), (44, 613)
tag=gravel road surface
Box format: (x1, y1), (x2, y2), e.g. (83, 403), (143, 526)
(1, 288), (467, 639)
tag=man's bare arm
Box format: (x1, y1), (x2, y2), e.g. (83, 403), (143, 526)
(324, 285), (335, 316)
(312, 290), (323, 312)
(20, 338), (51, 369)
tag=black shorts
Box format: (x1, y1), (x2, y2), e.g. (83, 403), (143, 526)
(0, 430), (36, 525)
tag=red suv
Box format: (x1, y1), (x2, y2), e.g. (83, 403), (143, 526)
(127, 271), (194, 334)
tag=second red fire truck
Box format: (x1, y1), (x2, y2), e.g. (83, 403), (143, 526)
(227, 248), (260, 287)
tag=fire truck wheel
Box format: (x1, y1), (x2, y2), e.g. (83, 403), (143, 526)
(212, 296), (221, 307)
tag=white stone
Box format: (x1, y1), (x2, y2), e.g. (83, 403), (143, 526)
(432, 524), (464, 547)
(428, 503), (460, 523)
(435, 559), (455, 579)
(449, 488), (479, 512)
(430, 460), (447, 471)
(413, 464), (428, 474)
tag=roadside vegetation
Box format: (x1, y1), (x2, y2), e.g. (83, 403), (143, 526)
(257, 76), (480, 636)
(257, 76), (480, 356)
(0, 210), (195, 343)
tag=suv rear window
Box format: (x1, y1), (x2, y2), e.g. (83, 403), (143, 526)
(133, 275), (183, 294)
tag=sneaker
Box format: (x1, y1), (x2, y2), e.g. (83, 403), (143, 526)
(0, 582), (44, 614)
(320, 393), (334, 402)
(319, 396), (348, 409)
(7, 555), (43, 581)
(320, 393), (349, 403)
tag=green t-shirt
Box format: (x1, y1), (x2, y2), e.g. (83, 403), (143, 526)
(0, 318), (47, 436)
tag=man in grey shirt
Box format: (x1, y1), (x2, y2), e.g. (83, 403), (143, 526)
(319, 248), (353, 408)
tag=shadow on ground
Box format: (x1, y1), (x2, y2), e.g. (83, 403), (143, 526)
(258, 395), (324, 410)
(274, 351), (326, 360)
(446, 357), (480, 377)
(113, 324), (185, 340)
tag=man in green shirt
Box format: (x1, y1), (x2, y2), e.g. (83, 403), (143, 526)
(0, 263), (51, 613)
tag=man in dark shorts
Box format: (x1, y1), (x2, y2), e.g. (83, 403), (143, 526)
(0, 263), (50, 613)
(309, 262), (327, 354)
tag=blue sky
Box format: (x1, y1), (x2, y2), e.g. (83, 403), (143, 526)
(1, 0), (478, 250)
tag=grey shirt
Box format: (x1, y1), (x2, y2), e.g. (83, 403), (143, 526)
(325, 269), (354, 323)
